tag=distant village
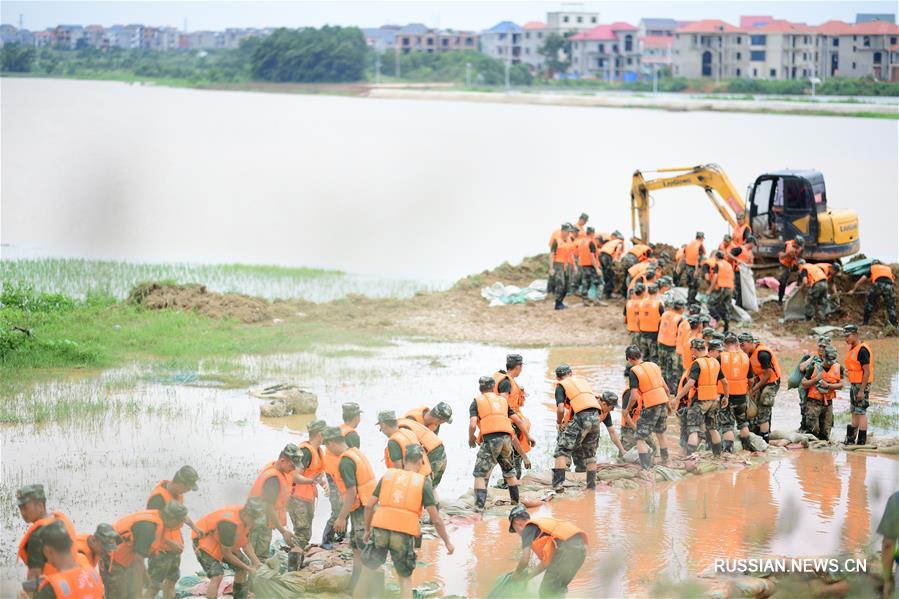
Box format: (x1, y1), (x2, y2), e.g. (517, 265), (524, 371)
(2, 9), (898, 82)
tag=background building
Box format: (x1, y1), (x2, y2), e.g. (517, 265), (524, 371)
(569, 21), (640, 79)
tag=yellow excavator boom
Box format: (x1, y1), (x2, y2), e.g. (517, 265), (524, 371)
(630, 164), (747, 243)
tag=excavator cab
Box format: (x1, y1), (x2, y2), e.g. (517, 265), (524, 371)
(748, 170), (859, 261)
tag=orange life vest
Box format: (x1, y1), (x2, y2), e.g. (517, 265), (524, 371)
(578, 237), (596, 266)
(733, 223), (751, 246)
(37, 565), (104, 599)
(675, 318), (692, 355)
(249, 463), (290, 529)
(628, 244), (651, 261)
(681, 329), (701, 370)
(73, 534), (98, 569)
(657, 310), (682, 347)
(779, 240), (802, 267)
(493, 371), (524, 411)
(628, 260), (651, 280)
(719, 350), (750, 395)
(291, 442), (325, 502)
(734, 244), (754, 266)
(527, 518), (588, 566)
(630, 362), (668, 410)
(553, 238), (575, 264)
(338, 448), (377, 510)
(675, 246), (685, 262)
(639, 296), (662, 332)
(693, 356), (722, 401)
(548, 228), (563, 249)
(323, 424), (356, 481)
(147, 481), (185, 553)
(370, 469), (426, 537)
(559, 376), (600, 413)
(799, 263), (826, 286)
(684, 239), (704, 266)
(193, 505), (249, 562)
(871, 264), (895, 283)
(18, 512), (78, 575)
(398, 418), (443, 452)
(807, 362), (841, 404)
(600, 239), (624, 260)
(625, 298), (642, 332)
(110, 511), (165, 568)
(475, 392), (514, 436)
(714, 260), (735, 289)
(385, 428), (432, 477)
(845, 342), (874, 384)
(749, 344), (783, 384)
(813, 262), (837, 281)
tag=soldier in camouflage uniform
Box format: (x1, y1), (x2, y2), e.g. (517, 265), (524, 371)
(248, 445), (301, 559)
(740, 333), (780, 443)
(801, 346), (843, 441)
(146, 465), (200, 599)
(707, 250), (734, 332)
(624, 345), (671, 469)
(551, 224), (576, 310)
(657, 299), (686, 391)
(470, 376), (530, 510)
(287, 420), (328, 551)
(843, 324), (874, 445)
(851, 259), (898, 327)
(674, 338), (727, 456)
(795, 338), (829, 432)
(552, 364), (602, 490)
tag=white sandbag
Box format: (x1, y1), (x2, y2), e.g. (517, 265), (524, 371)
(732, 303), (752, 323)
(784, 286), (807, 322)
(739, 265), (759, 312)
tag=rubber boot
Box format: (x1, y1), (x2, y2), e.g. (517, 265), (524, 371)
(711, 442), (722, 457)
(586, 470), (596, 489)
(475, 488), (488, 511)
(723, 440), (734, 453)
(844, 425), (857, 445)
(704, 430), (713, 448)
(638, 452), (652, 470)
(508, 485), (520, 504)
(320, 524), (334, 550)
(761, 432), (770, 444)
(551, 468), (566, 492)
(686, 443), (698, 456)
(660, 448), (669, 462)
(857, 429), (867, 446)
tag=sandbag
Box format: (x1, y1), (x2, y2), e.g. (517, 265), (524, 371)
(746, 396), (758, 419)
(788, 354), (811, 390)
(783, 286), (806, 322)
(739, 264), (759, 312)
(487, 572), (526, 598)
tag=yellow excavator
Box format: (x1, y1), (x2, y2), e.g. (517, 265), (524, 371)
(630, 164), (860, 262)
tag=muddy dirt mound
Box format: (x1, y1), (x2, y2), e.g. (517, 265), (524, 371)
(454, 253), (550, 290)
(129, 282), (276, 323)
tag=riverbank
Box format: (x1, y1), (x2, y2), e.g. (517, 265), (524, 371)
(3, 73), (897, 118)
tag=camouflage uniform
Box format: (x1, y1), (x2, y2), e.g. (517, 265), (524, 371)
(362, 528), (418, 578)
(428, 446), (447, 488)
(805, 281), (828, 322)
(554, 410), (601, 466)
(287, 497), (315, 549)
(250, 527), (273, 560)
(472, 435), (516, 478)
(864, 279), (898, 326)
(686, 399), (719, 435)
(708, 288), (733, 330)
(106, 562), (142, 599)
(600, 253), (616, 298)
(751, 383), (779, 432)
(324, 475), (344, 540)
(804, 397), (833, 440)
(639, 333), (658, 364)
(726, 395), (750, 432)
(579, 265), (601, 298)
(849, 383), (870, 415)
(552, 263), (570, 304)
(685, 266), (700, 304)
(636, 403), (668, 441)
(348, 507), (366, 550)
(657, 344), (679, 390)
(148, 551), (181, 590)
(716, 400), (735, 438)
(195, 541), (250, 578)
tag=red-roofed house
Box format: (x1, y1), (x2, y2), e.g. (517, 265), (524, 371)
(641, 35), (674, 69)
(815, 19), (899, 80)
(740, 16), (774, 29)
(569, 21), (640, 79)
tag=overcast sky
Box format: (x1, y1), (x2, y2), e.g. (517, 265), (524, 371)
(1, 1), (894, 31)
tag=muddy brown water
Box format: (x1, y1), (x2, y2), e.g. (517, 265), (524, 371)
(2, 339), (897, 596)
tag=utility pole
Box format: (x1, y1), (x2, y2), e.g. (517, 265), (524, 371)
(505, 28), (511, 91)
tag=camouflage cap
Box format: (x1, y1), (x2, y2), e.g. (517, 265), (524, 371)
(404, 443), (425, 461)
(555, 364), (572, 379)
(322, 427), (345, 443)
(816, 336), (831, 347)
(699, 314), (711, 324)
(16, 484), (45, 507)
(688, 303), (702, 315)
(508, 504), (531, 532)
(377, 410), (398, 425)
(702, 327), (715, 338)
(599, 391), (618, 408)
(673, 299), (686, 308)
(40, 520), (72, 548)
(579, 212), (589, 221)
(161, 501), (189, 523)
(586, 226), (595, 234)
(824, 347), (838, 362)
(687, 315), (700, 325)
(724, 332), (738, 344)
(723, 234), (732, 242)
(658, 276), (672, 286)
(281, 443), (303, 466)
(431, 401), (453, 423)
(562, 222), (574, 231)
(708, 340), (724, 351)
(712, 331), (726, 341)
(173, 465), (199, 491)
(506, 353), (524, 367)
(633, 283), (645, 294)
(648, 283), (659, 294)
(690, 338), (707, 350)
(795, 235), (805, 245)
(342, 402), (362, 418)
(696, 231), (705, 238)
(737, 332), (755, 343)
(842, 324), (859, 335)
(242, 497), (268, 528)
(307, 419), (328, 435)
(612, 230), (623, 239)
(93, 523), (121, 552)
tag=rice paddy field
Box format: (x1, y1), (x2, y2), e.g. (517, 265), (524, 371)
(0, 256), (450, 302)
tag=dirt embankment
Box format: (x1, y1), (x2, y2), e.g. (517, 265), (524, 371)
(127, 254), (898, 345)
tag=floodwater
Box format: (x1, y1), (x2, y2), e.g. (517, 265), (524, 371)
(2, 77), (897, 282)
(2, 339), (898, 596)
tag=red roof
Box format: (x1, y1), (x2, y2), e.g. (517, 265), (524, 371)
(641, 35), (674, 48)
(813, 19), (899, 35)
(676, 19), (742, 34)
(750, 19), (814, 33)
(570, 25), (616, 41)
(609, 21), (639, 31)
(740, 15), (774, 28)
(522, 21), (545, 30)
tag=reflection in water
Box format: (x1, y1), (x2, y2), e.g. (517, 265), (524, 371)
(2, 340), (897, 595)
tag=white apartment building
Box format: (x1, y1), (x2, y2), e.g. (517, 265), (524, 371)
(569, 21), (641, 79)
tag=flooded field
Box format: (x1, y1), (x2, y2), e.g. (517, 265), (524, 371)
(2, 338), (897, 595)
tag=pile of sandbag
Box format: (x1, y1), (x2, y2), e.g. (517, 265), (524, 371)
(252, 384), (318, 417)
(480, 280), (547, 306)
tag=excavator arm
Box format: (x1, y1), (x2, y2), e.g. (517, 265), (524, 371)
(630, 164), (747, 243)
